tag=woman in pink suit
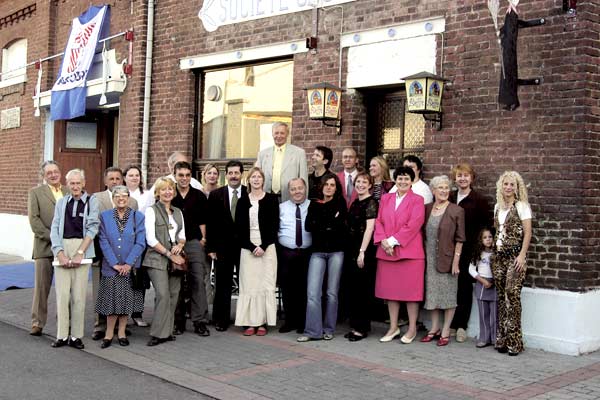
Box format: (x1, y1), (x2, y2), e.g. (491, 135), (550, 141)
(374, 166), (426, 344)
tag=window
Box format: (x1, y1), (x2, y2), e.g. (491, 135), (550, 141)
(200, 60), (293, 161)
(1, 38), (27, 86)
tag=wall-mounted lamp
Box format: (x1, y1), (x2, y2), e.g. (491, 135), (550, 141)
(304, 82), (343, 134)
(402, 71), (448, 131)
(563, 0), (576, 14)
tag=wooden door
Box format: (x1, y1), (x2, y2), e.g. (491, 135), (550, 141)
(53, 112), (115, 194)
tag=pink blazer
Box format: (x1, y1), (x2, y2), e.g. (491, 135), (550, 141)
(374, 189), (425, 261)
(337, 171), (359, 209)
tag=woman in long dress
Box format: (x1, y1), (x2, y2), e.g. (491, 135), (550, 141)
(421, 175), (465, 347)
(235, 167), (279, 336)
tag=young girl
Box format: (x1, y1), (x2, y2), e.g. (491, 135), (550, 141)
(469, 228), (497, 348)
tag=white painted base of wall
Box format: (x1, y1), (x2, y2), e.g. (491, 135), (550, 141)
(0, 213), (33, 260)
(464, 286), (600, 356)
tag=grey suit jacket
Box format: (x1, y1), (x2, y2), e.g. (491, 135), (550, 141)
(256, 144), (308, 203)
(94, 189), (138, 212)
(28, 185), (69, 259)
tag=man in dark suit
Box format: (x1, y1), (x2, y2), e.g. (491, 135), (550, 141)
(92, 167), (138, 340)
(28, 161), (68, 336)
(205, 160), (247, 332)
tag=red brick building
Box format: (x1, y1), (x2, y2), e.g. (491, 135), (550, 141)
(0, 0), (598, 355)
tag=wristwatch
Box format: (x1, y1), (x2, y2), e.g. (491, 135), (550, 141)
(76, 250), (84, 255)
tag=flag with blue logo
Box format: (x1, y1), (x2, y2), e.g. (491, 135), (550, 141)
(50, 5), (110, 121)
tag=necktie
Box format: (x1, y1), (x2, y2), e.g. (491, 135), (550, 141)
(295, 204), (303, 248)
(231, 189), (238, 221)
(346, 174), (353, 202)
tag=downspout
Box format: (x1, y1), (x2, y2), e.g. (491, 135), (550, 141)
(141, 0), (155, 186)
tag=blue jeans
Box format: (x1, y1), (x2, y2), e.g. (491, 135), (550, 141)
(304, 251), (344, 338)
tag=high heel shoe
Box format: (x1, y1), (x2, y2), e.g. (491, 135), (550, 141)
(420, 330), (441, 343)
(379, 328), (401, 343)
(400, 333), (417, 344)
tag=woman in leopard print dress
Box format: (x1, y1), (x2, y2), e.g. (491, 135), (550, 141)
(491, 171), (532, 356)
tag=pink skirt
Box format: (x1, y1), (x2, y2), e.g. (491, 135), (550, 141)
(375, 259), (425, 301)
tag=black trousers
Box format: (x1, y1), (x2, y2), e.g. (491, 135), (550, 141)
(451, 265), (474, 330)
(277, 245), (309, 330)
(347, 249), (376, 334)
(212, 251), (239, 327)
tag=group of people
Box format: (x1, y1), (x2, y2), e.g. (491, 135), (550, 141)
(27, 121), (533, 356)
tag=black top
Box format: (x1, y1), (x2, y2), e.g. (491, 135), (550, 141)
(63, 196), (86, 239)
(307, 170), (329, 201)
(205, 185), (248, 256)
(370, 181), (395, 201)
(172, 186), (208, 241)
(450, 189), (491, 268)
(237, 192), (280, 252)
(348, 196), (379, 245)
(305, 196), (348, 253)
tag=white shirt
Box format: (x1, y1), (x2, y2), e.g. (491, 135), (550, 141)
(469, 251), (493, 279)
(494, 201), (532, 248)
(228, 185), (241, 206)
(145, 206), (186, 247)
(129, 187), (155, 214)
(411, 179), (433, 204)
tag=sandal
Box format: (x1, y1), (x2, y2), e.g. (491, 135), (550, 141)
(420, 330), (441, 343)
(256, 327), (267, 336)
(437, 336), (450, 347)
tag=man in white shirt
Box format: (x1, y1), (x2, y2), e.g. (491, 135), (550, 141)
(336, 147), (359, 209)
(396, 155), (433, 204)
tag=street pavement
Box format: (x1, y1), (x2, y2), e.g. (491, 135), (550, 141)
(0, 321), (211, 400)
(2, 257), (600, 399)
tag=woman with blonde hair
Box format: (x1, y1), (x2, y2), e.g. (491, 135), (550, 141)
(201, 163), (220, 196)
(368, 156), (394, 201)
(492, 171), (532, 356)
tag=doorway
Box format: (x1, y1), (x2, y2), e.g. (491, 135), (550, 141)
(53, 111), (116, 194)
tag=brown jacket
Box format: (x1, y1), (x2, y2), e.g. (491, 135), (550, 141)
(28, 184), (68, 259)
(425, 203), (466, 273)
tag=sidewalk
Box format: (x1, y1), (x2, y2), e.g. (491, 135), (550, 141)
(2, 284), (600, 399)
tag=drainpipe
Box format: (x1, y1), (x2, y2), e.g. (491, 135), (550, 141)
(141, 0), (155, 186)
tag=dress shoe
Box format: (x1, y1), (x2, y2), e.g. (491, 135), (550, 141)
(132, 317), (149, 327)
(92, 331), (104, 341)
(166, 335), (176, 342)
(147, 337), (162, 347)
(256, 327), (268, 336)
(194, 322), (210, 337)
(508, 351), (519, 356)
(278, 324), (295, 334)
(118, 337), (130, 346)
(456, 328), (467, 343)
(400, 333), (417, 344)
(69, 338), (85, 350)
(100, 338), (112, 349)
(437, 336), (450, 347)
(379, 328), (401, 343)
(243, 327), (256, 336)
(215, 323), (228, 332)
(420, 330), (441, 343)
(51, 338), (68, 348)
(348, 332), (366, 342)
(30, 326), (43, 336)
(496, 346), (508, 354)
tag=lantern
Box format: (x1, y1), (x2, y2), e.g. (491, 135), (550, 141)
(402, 71), (447, 131)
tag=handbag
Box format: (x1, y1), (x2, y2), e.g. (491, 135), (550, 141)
(167, 249), (188, 276)
(130, 265), (151, 289)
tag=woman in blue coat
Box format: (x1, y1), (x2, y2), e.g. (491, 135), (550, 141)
(96, 186), (146, 348)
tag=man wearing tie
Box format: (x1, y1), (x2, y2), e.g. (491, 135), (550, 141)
(28, 161), (68, 336)
(256, 122), (308, 202)
(276, 178), (312, 333)
(337, 147), (359, 209)
(205, 160), (248, 332)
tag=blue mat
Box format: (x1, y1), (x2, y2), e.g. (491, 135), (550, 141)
(0, 262), (35, 291)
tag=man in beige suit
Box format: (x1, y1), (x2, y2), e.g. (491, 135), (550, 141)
(256, 122), (308, 203)
(91, 167), (138, 340)
(28, 161), (68, 336)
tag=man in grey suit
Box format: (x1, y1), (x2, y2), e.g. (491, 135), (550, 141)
(92, 167), (138, 340)
(28, 161), (68, 336)
(256, 122), (308, 203)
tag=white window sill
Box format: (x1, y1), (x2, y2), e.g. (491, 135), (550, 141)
(0, 75), (26, 89)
